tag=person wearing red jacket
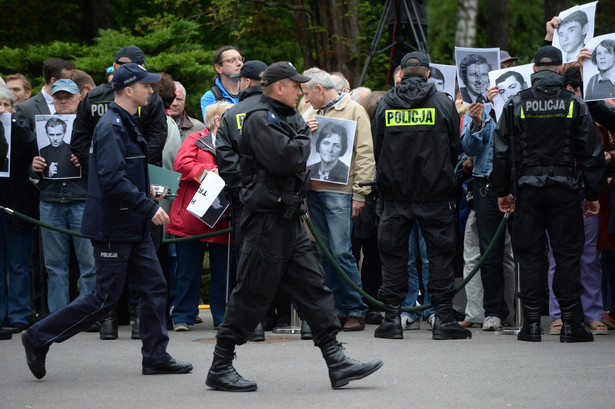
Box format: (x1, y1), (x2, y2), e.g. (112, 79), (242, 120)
(167, 121), (234, 331)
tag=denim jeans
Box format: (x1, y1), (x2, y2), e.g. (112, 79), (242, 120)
(307, 191), (367, 317)
(402, 220), (433, 320)
(40, 201), (96, 313)
(172, 240), (235, 326)
(0, 212), (32, 326)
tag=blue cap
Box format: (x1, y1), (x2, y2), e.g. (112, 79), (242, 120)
(51, 79), (79, 95)
(112, 63), (161, 90)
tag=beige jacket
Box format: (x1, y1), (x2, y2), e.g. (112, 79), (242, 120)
(305, 93), (375, 201)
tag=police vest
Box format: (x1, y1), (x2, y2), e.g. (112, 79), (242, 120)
(515, 88), (576, 177)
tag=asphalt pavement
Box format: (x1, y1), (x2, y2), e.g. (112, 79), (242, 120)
(1, 311), (613, 409)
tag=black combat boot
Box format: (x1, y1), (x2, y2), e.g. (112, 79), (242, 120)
(300, 320), (313, 340)
(560, 301), (594, 343)
(246, 322), (265, 342)
(206, 345), (257, 392)
(320, 341), (383, 389)
(517, 303), (542, 342)
(432, 304), (472, 340)
(374, 304), (403, 339)
(99, 312), (118, 340)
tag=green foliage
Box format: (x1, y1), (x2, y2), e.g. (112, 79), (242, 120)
(426, 0), (458, 65)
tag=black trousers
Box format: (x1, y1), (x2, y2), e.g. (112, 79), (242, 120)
(216, 211), (341, 347)
(377, 200), (457, 306)
(511, 186), (584, 308)
(473, 178), (509, 320)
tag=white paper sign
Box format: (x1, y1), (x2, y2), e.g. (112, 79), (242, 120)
(186, 170), (227, 227)
(552, 1), (598, 63)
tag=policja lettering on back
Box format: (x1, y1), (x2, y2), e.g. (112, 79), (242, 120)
(520, 98), (573, 119)
(385, 108), (435, 126)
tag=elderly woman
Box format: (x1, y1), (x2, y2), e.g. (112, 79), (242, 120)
(306, 121), (350, 183)
(0, 86), (38, 337)
(166, 102), (234, 331)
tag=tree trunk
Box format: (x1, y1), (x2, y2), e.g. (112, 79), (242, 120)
(487, 0), (509, 50)
(455, 0), (479, 48)
(544, 0), (568, 26)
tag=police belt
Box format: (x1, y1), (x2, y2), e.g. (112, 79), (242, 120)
(520, 165), (575, 177)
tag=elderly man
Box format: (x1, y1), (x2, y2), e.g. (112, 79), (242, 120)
(169, 81), (205, 141)
(301, 67), (375, 332)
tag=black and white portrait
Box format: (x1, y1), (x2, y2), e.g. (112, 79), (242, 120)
(0, 113), (10, 177)
(455, 47), (500, 105)
(428, 63), (456, 101)
(583, 34), (615, 102)
(488, 64), (533, 120)
(552, 1), (597, 63)
(306, 116), (356, 185)
(36, 114), (81, 180)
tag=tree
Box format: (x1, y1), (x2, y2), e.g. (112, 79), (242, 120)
(455, 0), (479, 47)
(487, 0), (509, 50)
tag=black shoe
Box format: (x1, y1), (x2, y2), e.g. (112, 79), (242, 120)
(560, 301), (594, 343)
(517, 303), (542, 342)
(365, 311), (383, 325)
(321, 341), (383, 389)
(374, 304), (403, 339)
(22, 330), (48, 379)
(84, 322), (101, 333)
(131, 317), (141, 340)
(8, 322), (29, 333)
(0, 328), (12, 340)
(142, 358), (193, 375)
(246, 323), (265, 342)
(300, 320), (313, 340)
(100, 316), (118, 340)
(206, 345), (258, 392)
(432, 304), (472, 340)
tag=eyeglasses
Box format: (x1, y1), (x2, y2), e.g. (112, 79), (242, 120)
(220, 56), (244, 65)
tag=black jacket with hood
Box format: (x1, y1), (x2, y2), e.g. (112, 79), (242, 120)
(371, 74), (460, 202)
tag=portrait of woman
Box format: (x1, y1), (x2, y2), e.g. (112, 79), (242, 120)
(307, 121), (350, 184)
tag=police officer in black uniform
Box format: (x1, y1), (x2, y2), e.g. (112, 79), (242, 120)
(205, 62), (382, 392)
(371, 51), (471, 341)
(492, 46), (606, 343)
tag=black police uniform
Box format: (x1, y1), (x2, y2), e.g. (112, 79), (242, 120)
(371, 74), (460, 308)
(70, 82), (168, 170)
(215, 94), (341, 347)
(492, 70), (606, 332)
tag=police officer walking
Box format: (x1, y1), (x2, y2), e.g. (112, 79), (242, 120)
(205, 61), (382, 392)
(21, 63), (193, 379)
(371, 52), (472, 340)
(491, 46), (606, 343)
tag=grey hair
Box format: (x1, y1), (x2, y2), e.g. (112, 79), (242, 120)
(302, 67), (336, 90)
(174, 81), (186, 99)
(0, 86), (15, 104)
(331, 71), (350, 92)
(205, 101), (233, 129)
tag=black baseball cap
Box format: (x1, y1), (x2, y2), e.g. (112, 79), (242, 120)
(401, 52), (430, 68)
(534, 46), (562, 66)
(231, 60), (268, 80)
(115, 45), (147, 65)
(112, 63), (161, 90)
(261, 61), (310, 86)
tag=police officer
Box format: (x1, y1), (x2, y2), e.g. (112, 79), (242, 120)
(491, 46), (606, 343)
(21, 63), (192, 379)
(371, 51), (471, 340)
(205, 62), (382, 392)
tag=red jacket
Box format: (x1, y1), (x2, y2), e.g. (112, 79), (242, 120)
(166, 129), (231, 244)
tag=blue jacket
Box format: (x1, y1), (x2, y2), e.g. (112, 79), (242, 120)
(200, 77), (239, 121)
(460, 104), (495, 178)
(81, 102), (158, 241)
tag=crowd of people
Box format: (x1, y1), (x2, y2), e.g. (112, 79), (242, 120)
(1, 12), (615, 391)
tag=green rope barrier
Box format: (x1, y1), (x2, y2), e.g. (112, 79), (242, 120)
(0, 206), (233, 242)
(304, 212), (510, 313)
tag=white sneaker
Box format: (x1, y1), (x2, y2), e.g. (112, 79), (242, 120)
(174, 322), (189, 332)
(427, 314), (435, 330)
(482, 316), (502, 331)
(400, 314), (420, 330)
